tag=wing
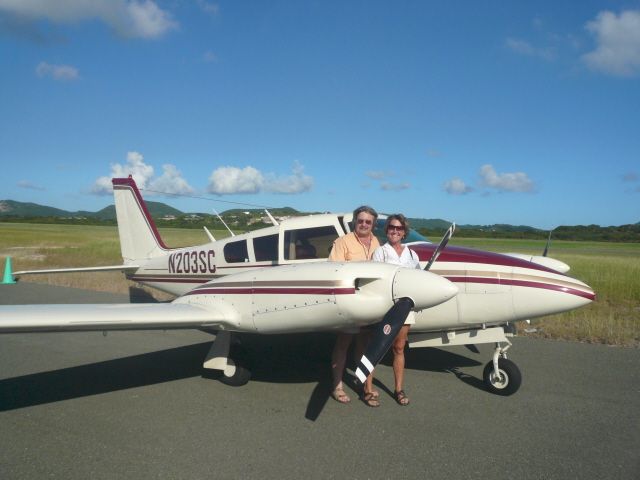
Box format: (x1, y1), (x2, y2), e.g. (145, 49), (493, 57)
(13, 265), (140, 276)
(0, 303), (236, 333)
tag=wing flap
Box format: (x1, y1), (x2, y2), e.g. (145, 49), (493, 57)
(0, 303), (233, 333)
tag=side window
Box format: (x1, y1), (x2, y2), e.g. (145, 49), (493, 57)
(253, 234), (278, 262)
(223, 240), (248, 263)
(284, 226), (339, 260)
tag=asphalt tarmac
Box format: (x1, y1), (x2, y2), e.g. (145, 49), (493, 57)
(0, 283), (638, 479)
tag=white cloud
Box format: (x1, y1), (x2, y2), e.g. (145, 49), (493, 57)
(0, 0), (177, 39)
(91, 151), (151, 195)
(148, 164), (194, 195)
(505, 37), (555, 61)
(582, 10), (640, 77)
(443, 178), (472, 195)
(380, 182), (410, 192)
(265, 161), (313, 194)
(203, 51), (218, 63)
(197, 0), (219, 16)
(92, 152), (193, 196)
(17, 180), (45, 191)
(208, 166), (264, 195)
(479, 164), (535, 193)
(36, 61), (79, 81)
(365, 170), (393, 180)
(208, 162), (314, 195)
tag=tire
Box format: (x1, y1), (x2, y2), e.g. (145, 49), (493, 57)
(218, 349), (252, 386)
(483, 358), (522, 396)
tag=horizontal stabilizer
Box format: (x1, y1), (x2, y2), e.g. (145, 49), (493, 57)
(0, 303), (232, 333)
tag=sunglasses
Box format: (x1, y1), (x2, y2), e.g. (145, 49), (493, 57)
(357, 218), (373, 225)
(387, 224), (405, 232)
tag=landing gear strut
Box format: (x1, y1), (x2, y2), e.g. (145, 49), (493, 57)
(482, 340), (521, 396)
(203, 331), (252, 386)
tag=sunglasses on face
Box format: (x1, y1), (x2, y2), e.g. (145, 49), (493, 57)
(387, 224), (405, 232)
(357, 218), (373, 225)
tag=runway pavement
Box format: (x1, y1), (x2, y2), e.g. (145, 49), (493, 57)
(0, 283), (638, 479)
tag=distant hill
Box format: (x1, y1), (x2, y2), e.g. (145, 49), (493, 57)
(1, 199), (638, 241)
(92, 202), (183, 220)
(0, 199), (183, 220)
(407, 218), (452, 230)
(0, 200), (77, 218)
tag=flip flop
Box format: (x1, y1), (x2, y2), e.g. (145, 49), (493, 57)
(362, 392), (380, 407)
(331, 388), (351, 404)
(394, 390), (410, 406)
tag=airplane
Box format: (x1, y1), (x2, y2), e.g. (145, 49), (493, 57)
(1, 176), (595, 396)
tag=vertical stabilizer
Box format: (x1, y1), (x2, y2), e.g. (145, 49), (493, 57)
(112, 177), (169, 262)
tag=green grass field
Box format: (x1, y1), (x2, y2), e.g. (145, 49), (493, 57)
(1, 223), (638, 346)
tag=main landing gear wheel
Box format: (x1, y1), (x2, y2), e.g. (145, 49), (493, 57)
(483, 358), (521, 396)
(219, 356), (251, 386)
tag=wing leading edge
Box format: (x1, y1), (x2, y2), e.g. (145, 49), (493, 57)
(0, 303), (234, 333)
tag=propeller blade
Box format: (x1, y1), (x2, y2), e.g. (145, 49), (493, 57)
(354, 297), (414, 384)
(425, 222), (455, 271)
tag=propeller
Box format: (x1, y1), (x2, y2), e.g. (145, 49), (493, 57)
(354, 297), (414, 384)
(354, 224), (459, 385)
(425, 223), (455, 271)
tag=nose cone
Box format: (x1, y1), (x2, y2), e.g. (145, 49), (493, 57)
(392, 268), (458, 310)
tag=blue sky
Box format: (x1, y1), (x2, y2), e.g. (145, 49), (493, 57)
(1, 1), (639, 229)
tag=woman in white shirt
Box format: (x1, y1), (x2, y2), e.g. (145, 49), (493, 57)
(370, 214), (420, 406)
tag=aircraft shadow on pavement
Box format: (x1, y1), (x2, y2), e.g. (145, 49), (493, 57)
(0, 342), (213, 412)
(0, 334), (486, 415)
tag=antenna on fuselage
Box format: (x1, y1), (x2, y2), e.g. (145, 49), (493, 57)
(264, 209), (279, 226)
(203, 226), (216, 242)
(542, 229), (553, 257)
(213, 208), (235, 237)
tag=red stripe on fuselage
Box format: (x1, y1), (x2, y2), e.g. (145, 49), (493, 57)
(411, 244), (561, 274)
(185, 287), (356, 296)
(445, 276), (595, 300)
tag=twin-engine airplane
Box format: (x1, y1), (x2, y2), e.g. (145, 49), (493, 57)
(1, 177), (595, 396)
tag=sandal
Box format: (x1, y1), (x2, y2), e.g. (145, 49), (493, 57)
(332, 388), (351, 404)
(394, 390), (410, 406)
(362, 392), (380, 407)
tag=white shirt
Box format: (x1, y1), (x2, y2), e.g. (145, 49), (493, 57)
(372, 242), (421, 324)
(372, 243), (421, 269)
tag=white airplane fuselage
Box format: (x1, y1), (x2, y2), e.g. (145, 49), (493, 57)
(113, 178), (594, 336)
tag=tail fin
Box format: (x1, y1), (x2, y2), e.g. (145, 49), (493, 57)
(112, 177), (169, 262)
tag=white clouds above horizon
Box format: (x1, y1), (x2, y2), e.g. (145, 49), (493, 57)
(444, 165), (535, 195)
(0, 0), (178, 39)
(380, 182), (410, 192)
(91, 151), (193, 196)
(582, 9), (640, 77)
(17, 180), (45, 191)
(207, 161), (314, 195)
(365, 170), (392, 180)
(505, 37), (556, 61)
(443, 178), (473, 195)
(479, 164), (535, 193)
(197, 0), (219, 17)
(364, 170), (412, 192)
(36, 61), (79, 81)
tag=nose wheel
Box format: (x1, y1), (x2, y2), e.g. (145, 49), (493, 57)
(482, 341), (522, 396)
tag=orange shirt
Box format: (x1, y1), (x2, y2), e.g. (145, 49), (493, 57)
(329, 232), (380, 262)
